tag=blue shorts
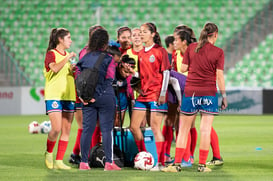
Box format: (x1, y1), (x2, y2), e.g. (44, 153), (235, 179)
(75, 102), (83, 110)
(133, 101), (168, 112)
(180, 94), (219, 115)
(45, 100), (75, 114)
(116, 92), (128, 112)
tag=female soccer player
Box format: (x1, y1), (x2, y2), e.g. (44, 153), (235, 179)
(69, 25), (104, 166)
(129, 22), (171, 171)
(163, 30), (196, 166)
(125, 28), (146, 124)
(126, 28), (143, 70)
(174, 25), (224, 166)
(117, 26), (131, 54)
(163, 22), (228, 173)
(77, 28), (121, 171)
(113, 55), (135, 127)
(44, 28), (76, 170)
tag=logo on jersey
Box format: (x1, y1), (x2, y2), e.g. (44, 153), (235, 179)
(52, 101), (59, 109)
(149, 55), (155, 63)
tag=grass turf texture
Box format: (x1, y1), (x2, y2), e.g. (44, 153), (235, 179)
(0, 114), (273, 181)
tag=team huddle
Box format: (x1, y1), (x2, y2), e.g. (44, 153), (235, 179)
(42, 22), (228, 172)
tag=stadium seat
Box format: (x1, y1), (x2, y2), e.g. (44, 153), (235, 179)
(0, 0), (271, 86)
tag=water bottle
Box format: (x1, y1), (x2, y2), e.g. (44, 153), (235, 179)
(69, 57), (77, 65)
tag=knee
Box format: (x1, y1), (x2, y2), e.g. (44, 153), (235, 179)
(50, 128), (60, 138)
(199, 126), (211, 135)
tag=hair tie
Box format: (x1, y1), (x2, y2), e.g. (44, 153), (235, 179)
(146, 23), (156, 33)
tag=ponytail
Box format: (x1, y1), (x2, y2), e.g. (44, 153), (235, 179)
(154, 32), (162, 46)
(46, 28), (70, 52)
(46, 28), (58, 52)
(195, 23), (218, 53)
(176, 30), (193, 46)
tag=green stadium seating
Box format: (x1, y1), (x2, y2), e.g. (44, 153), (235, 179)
(0, 0), (271, 86)
(226, 33), (273, 87)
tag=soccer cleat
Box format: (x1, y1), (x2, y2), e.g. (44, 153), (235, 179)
(45, 151), (53, 169)
(150, 163), (165, 171)
(181, 159), (192, 167)
(206, 157), (224, 166)
(161, 163), (182, 173)
(69, 153), (81, 165)
(54, 160), (71, 170)
(164, 154), (174, 165)
(190, 156), (194, 164)
(197, 164), (212, 172)
(104, 162), (121, 171)
(79, 162), (91, 170)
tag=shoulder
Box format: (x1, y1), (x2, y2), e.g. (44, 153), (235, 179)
(45, 50), (55, 58)
(208, 43), (224, 55)
(188, 42), (198, 49)
(103, 52), (114, 63)
(153, 44), (167, 55)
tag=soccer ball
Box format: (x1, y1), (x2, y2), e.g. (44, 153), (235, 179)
(28, 121), (40, 134)
(40, 121), (52, 134)
(134, 151), (154, 171)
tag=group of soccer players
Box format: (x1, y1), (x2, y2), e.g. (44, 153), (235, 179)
(43, 21), (227, 172)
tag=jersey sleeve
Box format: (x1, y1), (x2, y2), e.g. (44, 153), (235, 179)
(182, 45), (190, 65)
(216, 49), (225, 70)
(44, 51), (55, 72)
(160, 47), (171, 72)
(105, 57), (117, 79)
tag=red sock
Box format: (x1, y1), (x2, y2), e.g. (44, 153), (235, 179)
(183, 132), (191, 161)
(135, 139), (146, 152)
(211, 127), (221, 159)
(199, 149), (209, 165)
(72, 129), (82, 155)
(162, 126), (173, 155)
(46, 138), (56, 153)
(155, 141), (164, 165)
(174, 147), (185, 163)
(190, 127), (197, 157)
(56, 140), (69, 160)
(91, 126), (101, 148)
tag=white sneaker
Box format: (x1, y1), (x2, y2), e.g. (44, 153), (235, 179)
(150, 163), (165, 171)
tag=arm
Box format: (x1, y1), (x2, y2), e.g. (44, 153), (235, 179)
(216, 69), (228, 110)
(181, 44), (190, 73)
(49, 52), (76, 73)
(169, 77), (182, 111)
(181, 63), (188, 73)
(158, 70), (170, 104)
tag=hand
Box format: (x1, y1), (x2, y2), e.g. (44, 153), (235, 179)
(221, 97), (228, 110)
(69, 52), (76, 59)
(131, 100), (135, 107)
(157, 96), (165, 105)
(79, 97), (96, 105)
(177, 101), (181, 112)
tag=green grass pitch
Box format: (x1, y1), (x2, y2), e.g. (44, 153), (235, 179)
(0, 114), (273, 181)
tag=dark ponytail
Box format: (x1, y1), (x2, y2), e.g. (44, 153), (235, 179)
(46, 28), (70, 52)
(144, 22), (162, 46)
(174, 24), (196, 43)
(195, 23), (218, 53)
(87, 29), (109, 52)
(176, 30), (193, 46)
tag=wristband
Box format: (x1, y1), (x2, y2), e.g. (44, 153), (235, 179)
(222, 93), (227, 98)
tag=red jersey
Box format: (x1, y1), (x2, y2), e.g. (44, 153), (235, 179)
(183, 42), (224, 97)
(137, 44), (171, 102)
